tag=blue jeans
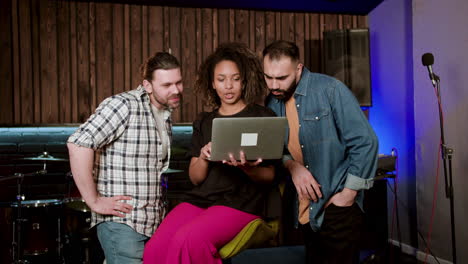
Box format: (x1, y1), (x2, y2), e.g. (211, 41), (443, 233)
(96, 222), (149, 264)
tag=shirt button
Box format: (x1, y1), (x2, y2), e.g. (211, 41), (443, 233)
(301, 145), (304, 148)
(305, 165), (309, 169)
(296, 104), (300, 107)
(299, 123), (301, 127)
(315, 116), (319, 120)
(309, 206), (313, 210)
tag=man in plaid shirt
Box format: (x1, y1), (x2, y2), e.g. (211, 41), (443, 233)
(67, 52), (183, 264)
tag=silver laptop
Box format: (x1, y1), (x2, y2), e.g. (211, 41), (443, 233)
(210, 117), (287, 161)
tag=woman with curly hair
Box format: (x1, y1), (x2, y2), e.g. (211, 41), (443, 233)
(143, 42), (280, 264)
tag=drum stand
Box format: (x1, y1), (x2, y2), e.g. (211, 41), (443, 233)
(3, 165), (64, 264)
(10, 172), (27, 264)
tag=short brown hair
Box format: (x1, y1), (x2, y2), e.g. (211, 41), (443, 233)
(140, 52), (181, 81)
(262, 40), (300, 62)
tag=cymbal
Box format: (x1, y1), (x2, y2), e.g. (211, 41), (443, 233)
(163, 168), (184, 174)
(22, 152), (68, 162)
(0, 170), (52, 182)
(0, 174), (24, 182)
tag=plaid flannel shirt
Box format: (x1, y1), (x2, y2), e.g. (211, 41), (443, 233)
(68, 85), (172, 237)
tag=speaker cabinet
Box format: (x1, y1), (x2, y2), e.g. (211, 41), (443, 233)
(323, 28), (372, 106)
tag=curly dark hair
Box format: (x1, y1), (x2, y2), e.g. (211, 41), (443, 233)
(194, 42), (268, 108)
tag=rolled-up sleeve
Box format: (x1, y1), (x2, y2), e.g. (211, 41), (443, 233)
(331, 80), (379, 191)
(68, 96), (130, 149)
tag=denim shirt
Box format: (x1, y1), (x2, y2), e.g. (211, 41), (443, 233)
(266, 68), (378, 231)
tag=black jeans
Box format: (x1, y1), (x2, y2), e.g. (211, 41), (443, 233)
(300, 203), (364, 264)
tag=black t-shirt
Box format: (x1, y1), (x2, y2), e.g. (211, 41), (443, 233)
(184, 104), (281, 218)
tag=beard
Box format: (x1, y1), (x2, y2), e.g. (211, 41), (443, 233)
(166, 94), (182, 109)
(152, 93), (182, 110)
(270, 79), (297, 101)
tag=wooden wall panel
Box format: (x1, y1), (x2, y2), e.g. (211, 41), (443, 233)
(112, 4), (125, 95)
(217, 9), (229, 45)
(57, 0), (72, 123)
(0, 0), (368, 125)
(265, 12), (276, 46)
(31, 0), (41, 123)
(70, 1), (79, 121)
(12, 0), (21, 124)
(76, 1), (91, 122)
(18, 0), (33, 124)
(229, 10), (236, 42)
(304, 13), (311, 68)
(169, 7), (181, 123)
(88, 2), (97, 112)
(40, 0), (59, 123)
(142, 6), (149, 61)
(96, 3), (113, 104)
(295, 13), (305, 63)
(235, 10), (249, 44)
(0, 0), (13, 124)
(181, 8), (197, 122)
(130, 5), (143, 90)
(248, 11), (255, 51)
(198, 9), (211, 113)
(309, 14), (322, 73)
(254, 11), (265, 58)
(148, 6), (164, 57)
(123, 4), (131, 98)
(281, 13), (295, 42)
(342, 14), (354, 29)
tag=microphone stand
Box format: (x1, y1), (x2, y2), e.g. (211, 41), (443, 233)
(433, 75), (457, 264)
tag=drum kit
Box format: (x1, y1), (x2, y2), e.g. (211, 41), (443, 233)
(0, 152), (92, 264)
(0, 152), (185, 264)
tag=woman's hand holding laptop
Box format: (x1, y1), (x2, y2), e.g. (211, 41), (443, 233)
(199, 142), (212, 160)
(201, 141), (263, 168)
(222, 151), (263, 168)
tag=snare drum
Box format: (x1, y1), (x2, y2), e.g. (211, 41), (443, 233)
(63, 197), (90, 212)
(10, 199), (62, 208)
(63, 197), (91, 235)
(62, 197), (92, 264)
(11, 199), (62, 256)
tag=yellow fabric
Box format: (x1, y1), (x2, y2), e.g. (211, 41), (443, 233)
(219, 218), (277, 259)
(285, 97), (310, 224)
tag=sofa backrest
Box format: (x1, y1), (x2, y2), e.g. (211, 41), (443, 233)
(0, 125), (193, 202)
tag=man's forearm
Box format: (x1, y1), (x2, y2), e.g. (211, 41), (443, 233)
(67, 143), (99, 206)
(284, 159), (299, 173)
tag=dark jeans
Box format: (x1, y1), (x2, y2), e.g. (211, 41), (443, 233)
(300, 203), (364, 264)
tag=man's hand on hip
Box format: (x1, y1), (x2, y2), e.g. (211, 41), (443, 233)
(325, 188), (357, 208)
(88, 195), (133, 217)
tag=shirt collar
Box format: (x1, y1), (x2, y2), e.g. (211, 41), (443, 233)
(136, 85), (148, 97)
(293, 67), (311, 97)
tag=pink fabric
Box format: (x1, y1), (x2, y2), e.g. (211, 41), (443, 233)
(143, 202), (259, 264)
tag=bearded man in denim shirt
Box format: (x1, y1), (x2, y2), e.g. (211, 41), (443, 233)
(263, 40), (378, 264)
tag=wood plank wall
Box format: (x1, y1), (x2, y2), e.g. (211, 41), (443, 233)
(0, 0), (367, 124)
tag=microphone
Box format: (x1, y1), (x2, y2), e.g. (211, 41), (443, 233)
(421, 53), (437, 86)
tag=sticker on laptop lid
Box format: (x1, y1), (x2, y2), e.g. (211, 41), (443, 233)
(241, 133), (258, 146)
